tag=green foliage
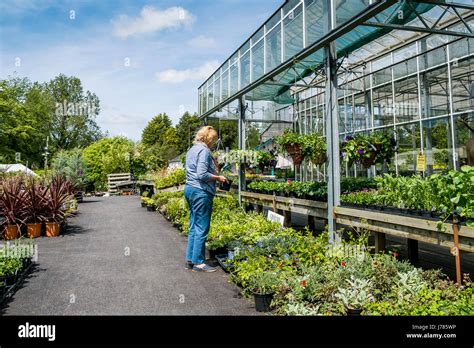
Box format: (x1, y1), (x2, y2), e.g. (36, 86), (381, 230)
(341, 132), (396, 167)
(154, 168), (186, 189)
(301, 133), (327, 165)
(247, 271), (280, 295)
(334, 276), (375, 309)
(340, 167), (474, 227)
(175, 112), (202, 153)
(83, 136), (134, 190)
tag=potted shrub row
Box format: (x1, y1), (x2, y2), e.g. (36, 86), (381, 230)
(0, 176), (73, 240)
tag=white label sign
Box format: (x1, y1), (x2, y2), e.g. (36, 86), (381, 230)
(267, 210), (285, 227)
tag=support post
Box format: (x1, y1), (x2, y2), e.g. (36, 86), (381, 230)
(452, 215), (462, 285)
(407, 239), (419, 263)
(238, 96), (246, 204)
(374, 232), (386, 254)
(324, 0), (341, 244)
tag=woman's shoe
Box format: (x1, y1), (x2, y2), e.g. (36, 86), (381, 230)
(185, 261), (194, 270)
(192, 264), (217, 272)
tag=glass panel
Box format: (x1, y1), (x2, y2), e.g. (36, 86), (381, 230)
(221, 70), (229, 101)
(266, 9), (281, 30)
(252, 39), (265, 82)
(394, 76), (419, 123)
(266, 25), (281, 72)
(208, 82), (214, 109)
(422, 117), (453, 174)
(373, 85), (393, 127)
(373, 67), (392, 86)
(240, 51), (251, 88)
(336, 0), (370, 27)
(454, 113), (473, 168)
(283, 0), (301, 15)
(305, 0), (328, 46)
(420, 45), (446, 69)
(421, 66), (449, 118)
(251, 26), (264, 44)
(214, 74), (220, 106)
(450, 58), (474, 113)
(354, 93), (369, 131)
(283, 3), (303, 61)
(396, 123), (421, 176)
(230, 63), (238, 96)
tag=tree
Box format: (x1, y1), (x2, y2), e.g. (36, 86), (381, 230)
(0, 77), (54, 167)
(247, 125), (261, 149)
(45, 74), (103, 152)
(141, 113), (173, 148)
(175, 112), (202, 153)
(83, 136), (134, 190)
(51, 148), (88, 189)
(207, 119), (238, 150)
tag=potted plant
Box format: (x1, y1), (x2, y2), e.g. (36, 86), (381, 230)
(24, 179), (47, 238)
(0, 257), (23, 287)
(256, 151), (275, 172)
(144, 198), (156, 212)
(334, 276), (375, 315)
(43, 176), (70, 237)
(141, 191), (149, 207)
(275, 130), (305, 166)
(0, 178), (27, 240)
(302, 133), (327, 166)
(248, 271), (280, 312)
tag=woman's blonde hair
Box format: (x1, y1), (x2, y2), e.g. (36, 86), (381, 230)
(194, 126), (218, 147)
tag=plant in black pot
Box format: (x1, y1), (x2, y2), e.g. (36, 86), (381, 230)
(334, 275), (375, 316)
(248, 271), (280, 312)
(144, 198), (155, 212)
(0, 256), (23, 287)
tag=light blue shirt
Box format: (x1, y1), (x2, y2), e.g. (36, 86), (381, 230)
(185, 142), (217, 195)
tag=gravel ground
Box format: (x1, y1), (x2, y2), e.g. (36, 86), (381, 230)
(1, 196), (257, 315)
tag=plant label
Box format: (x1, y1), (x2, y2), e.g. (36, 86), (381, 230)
(267, 210), (284, 227)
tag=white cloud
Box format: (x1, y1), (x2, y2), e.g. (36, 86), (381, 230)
(156, 60), (219, 84)
(112, 6), (195, 39)
(188, 35), (216, 49)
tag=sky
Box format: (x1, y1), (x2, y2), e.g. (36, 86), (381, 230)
(0, 0), (282, 140)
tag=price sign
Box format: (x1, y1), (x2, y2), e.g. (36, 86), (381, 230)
(267, 210), (285, 227)
(450, 246), (459, 257)
(416, 153), (426, 172)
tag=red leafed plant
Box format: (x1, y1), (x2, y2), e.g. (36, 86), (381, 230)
(0, 177), (28, 227)
(24, 178), (49, 224)
(44, 175), (72, 223)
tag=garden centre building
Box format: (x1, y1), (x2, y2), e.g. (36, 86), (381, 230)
(198, 0), (473, 237)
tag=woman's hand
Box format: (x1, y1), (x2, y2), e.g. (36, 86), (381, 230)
(216, 175), (228, 184)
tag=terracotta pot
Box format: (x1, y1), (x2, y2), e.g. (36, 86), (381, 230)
(26, 223), (42, 238)
(3, 225), (20, 240)
(45, 222), (61, 237)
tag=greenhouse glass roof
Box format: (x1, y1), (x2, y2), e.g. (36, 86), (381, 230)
(198, 0), (474, 118)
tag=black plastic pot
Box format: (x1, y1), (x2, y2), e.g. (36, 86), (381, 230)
(4, 273), (16, 287)
(253, 292), (274, 312)
(141, 202), (146, 207)
(219, 179), (233, 192)
(208, 247), (228, 260)
(346, 307), (363, 316)
(147, 205), (155, 212)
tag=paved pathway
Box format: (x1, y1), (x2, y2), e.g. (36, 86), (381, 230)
(1, 196), (256, 315)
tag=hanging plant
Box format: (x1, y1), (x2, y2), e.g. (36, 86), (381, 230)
(341, 132), (397, 168)
(275, 130), (305, 166)
(302, 134), (327, 166)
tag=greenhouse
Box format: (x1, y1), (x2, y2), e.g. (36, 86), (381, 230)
(198, 0), (474, 246)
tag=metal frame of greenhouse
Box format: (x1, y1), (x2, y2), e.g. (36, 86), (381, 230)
(197, 0), (474, 242)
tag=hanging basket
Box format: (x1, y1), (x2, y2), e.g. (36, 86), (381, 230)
(310, 153), (327, 166)
(286, 144), (303, 166)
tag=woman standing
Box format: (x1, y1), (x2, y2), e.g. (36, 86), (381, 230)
(184, 126), (227, 272)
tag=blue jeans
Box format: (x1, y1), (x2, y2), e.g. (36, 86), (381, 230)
(184, 185), (214, 264)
